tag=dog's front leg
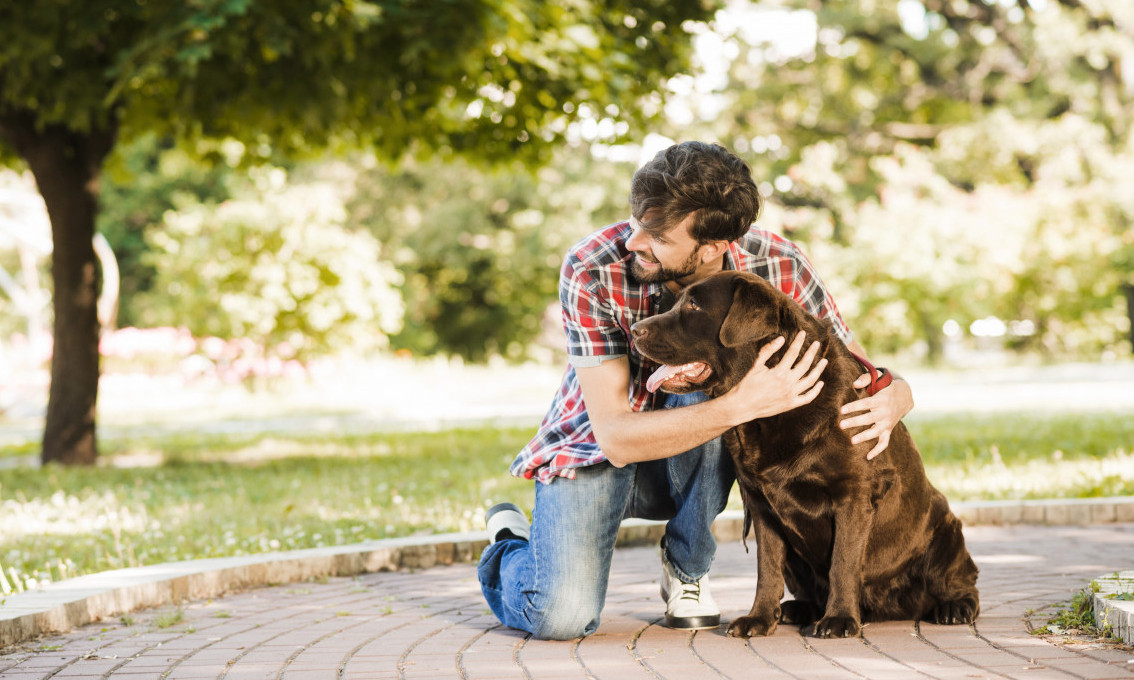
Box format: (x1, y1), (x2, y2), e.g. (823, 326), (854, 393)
(726, 502), (788, 638)
(814, 490), (874, 638)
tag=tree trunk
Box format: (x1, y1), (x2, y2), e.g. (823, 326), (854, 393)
(914, 306), (945, 366)
(0, 113), (116, 465)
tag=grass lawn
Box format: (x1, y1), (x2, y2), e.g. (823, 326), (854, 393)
(1, 411), (1132, 593)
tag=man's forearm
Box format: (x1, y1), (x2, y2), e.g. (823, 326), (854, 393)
(581, 334), (825, 468)
(594, 396), (739, 467)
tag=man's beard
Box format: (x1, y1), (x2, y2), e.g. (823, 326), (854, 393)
(629, 249), (701, 284)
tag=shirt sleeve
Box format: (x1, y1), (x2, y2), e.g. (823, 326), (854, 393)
(787, 244), (855, 345)
(559, 254), (628, 366)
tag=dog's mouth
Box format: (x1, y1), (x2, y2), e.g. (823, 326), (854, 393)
(645, 361), (713, 393)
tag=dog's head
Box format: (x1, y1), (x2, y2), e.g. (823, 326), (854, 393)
(631, 271), (800, 397)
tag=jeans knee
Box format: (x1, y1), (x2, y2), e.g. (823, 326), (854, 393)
(528, 590), (601, 640)
(530, 611), (597, 641)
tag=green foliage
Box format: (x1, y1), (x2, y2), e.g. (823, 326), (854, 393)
(666, 0), (1134, 362)
(348, 146), (633, 361)
(97, 134), (235, 328)
(124, 144), (633, 363)
(1, 0), (715, 164)
(6, 0), (1134, 375)
(1031, 590), (1107, 637)
(138, 166), (403, 360)
(154, 608), (185, 630)
(1, 0), (718, 465)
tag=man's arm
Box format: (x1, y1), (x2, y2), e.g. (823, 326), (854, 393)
(579, 332), (827, 467)
(838, 340), (915, 460)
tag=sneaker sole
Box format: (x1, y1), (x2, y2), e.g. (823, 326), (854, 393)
(485, 502), (524, 521)
(486, 503), (530, 543)
(659, 586), (720, 630)
(663, 613), (721, 630)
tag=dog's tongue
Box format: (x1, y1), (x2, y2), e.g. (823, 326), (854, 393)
(646, 363), (695, 393)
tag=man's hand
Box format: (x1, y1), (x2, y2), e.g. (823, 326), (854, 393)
(722, 331), (827, 426)
(839, 376), (914, 460)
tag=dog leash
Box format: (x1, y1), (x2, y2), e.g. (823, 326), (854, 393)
(848, 351), (892, 396)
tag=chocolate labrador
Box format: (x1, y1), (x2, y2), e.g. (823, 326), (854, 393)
(631, 271), (979, 638)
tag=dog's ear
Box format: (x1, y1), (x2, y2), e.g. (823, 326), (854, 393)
(719, 278), (781, 348)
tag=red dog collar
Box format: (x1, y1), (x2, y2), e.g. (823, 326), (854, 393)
(849, 351), (892, 396)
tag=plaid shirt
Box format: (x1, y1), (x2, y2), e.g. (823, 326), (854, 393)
(511, 221), (853, 484)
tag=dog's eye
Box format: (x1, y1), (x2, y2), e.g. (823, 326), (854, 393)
(687, 298), (700, 311)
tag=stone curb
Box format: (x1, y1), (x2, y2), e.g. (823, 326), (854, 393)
(2, 496), (1133, 650)
(1091, 570), (1134, 645)
(950, 496), (1134, 526)
(0, 534), (489, 649)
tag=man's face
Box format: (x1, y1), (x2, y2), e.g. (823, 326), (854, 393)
(626, 212), (704, 285)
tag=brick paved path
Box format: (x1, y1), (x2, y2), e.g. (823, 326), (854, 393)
(3, 524), (1132, 679)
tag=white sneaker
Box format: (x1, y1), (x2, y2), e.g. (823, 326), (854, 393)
(660, 554), (720, 629)
(485, 502), (530, 544)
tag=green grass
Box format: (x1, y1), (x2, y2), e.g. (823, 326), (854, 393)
(0, 411), (1132, 594)
(906, 411), (1134, 501)
(0, 441), (39, 460)
(154, 608), (184, 629)
(907, 411), (1134, 466)
(0, 427), (534, 593)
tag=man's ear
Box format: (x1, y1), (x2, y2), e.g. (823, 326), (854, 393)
(719, 279), (777, 348)
(698, 240), (730, 264)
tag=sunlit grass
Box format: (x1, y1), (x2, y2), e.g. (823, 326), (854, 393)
(905, 411), (1134, 501)
(0, 427), (533, 593)
(0, 411), (1132, 594)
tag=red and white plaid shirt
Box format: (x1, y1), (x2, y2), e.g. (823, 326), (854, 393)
(511, 221), (853, 484)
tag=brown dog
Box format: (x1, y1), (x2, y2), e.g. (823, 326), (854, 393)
(631, 271), (979, 638)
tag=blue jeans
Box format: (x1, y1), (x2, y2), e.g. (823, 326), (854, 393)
(477, 391), (735, 640)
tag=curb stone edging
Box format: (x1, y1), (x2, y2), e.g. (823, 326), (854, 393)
(0, 534), (490, 649)
(950, 496), (1134, 526)
(1091, 570), (1134, 645)
(2, 496), (1133, 650)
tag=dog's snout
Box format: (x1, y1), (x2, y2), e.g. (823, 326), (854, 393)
(630, 323), (647, 340)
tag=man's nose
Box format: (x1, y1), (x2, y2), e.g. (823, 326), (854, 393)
(626, 224), (647, 252)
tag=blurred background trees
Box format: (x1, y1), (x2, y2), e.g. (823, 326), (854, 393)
(0, 0), (714, 464)
(1, 0), (1132, 464)
(677, 0), (1134, 362)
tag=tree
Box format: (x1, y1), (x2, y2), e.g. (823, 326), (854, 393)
(668, 0), (1133, 361)
(141, 165), (405, 365)
(347, 145), (634, 362)
(0, 0), (715, 465)
(97, 133), (234, 329)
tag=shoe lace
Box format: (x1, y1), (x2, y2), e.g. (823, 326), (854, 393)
(679, 581), (702, 601)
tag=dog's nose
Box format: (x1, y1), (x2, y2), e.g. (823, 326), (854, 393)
(630, 323), (647, 340)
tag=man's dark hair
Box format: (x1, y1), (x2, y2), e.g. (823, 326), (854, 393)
(629, 141), (762, 243)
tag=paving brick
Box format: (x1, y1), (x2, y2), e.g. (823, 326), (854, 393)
(3, 523), (1133, 679)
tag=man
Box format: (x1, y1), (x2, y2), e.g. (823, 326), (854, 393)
(477, 141), (913, 640)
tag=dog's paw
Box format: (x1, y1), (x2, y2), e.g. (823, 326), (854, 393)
(929, 598), (979, 625)
(726, 615), (779, 638)
(813, 615), (861, 638)
(780, 600), (820, 625)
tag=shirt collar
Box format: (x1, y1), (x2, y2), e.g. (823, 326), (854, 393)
(723, 241), (744, 271)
